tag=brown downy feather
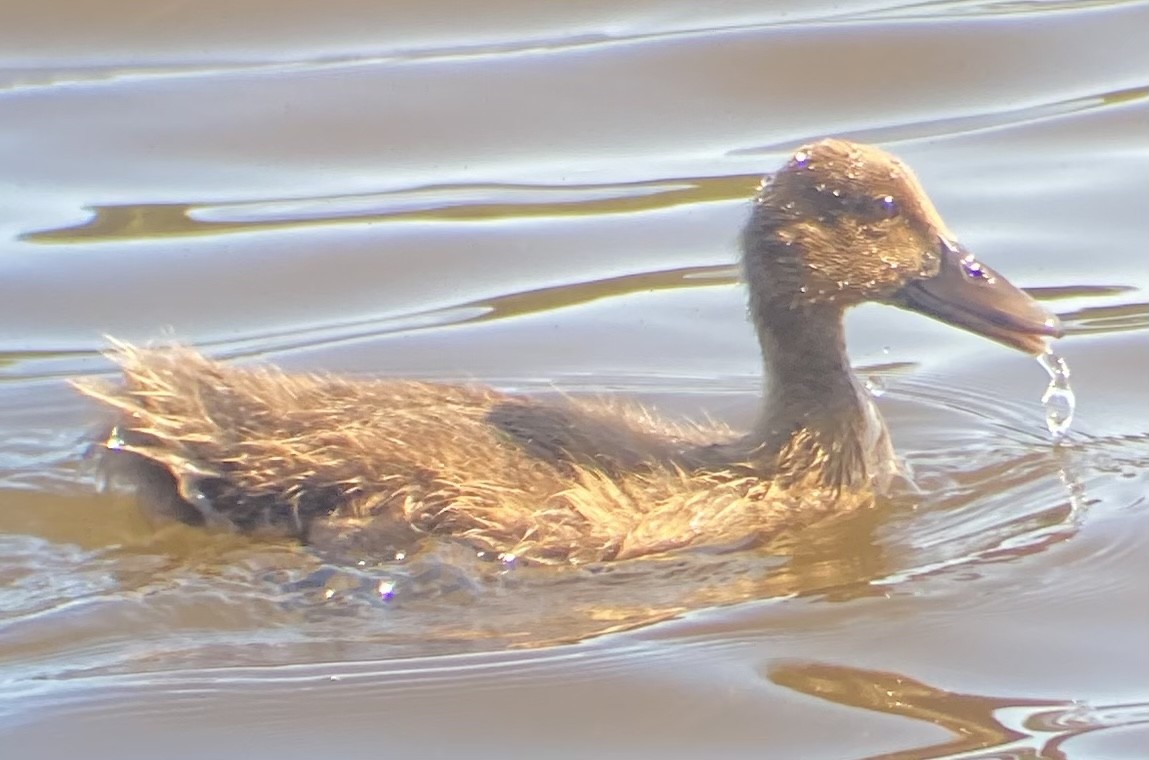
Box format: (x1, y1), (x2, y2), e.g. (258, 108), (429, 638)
(74, 341), (857, 564)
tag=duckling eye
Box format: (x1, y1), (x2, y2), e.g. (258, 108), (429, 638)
(846, 194), (899, 221)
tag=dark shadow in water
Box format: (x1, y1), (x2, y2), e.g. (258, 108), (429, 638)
(766, 659), (1149, 760)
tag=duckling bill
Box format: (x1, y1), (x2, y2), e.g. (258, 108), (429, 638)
(75, 139), (1062, 564)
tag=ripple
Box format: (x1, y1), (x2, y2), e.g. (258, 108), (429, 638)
(20, 86), (1149, 247)
(3, 368), (1141, 684)
(2, 0), (1130, 97)
(19, 176), (752, 244)
(766, 659), (1149, 760)
(2, 263), (1139, 385)
(732, 83), (1149, 157)
(1061, 300), (1149, 336)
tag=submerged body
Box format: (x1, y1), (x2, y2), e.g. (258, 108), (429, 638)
(76, 140), (1061, 564)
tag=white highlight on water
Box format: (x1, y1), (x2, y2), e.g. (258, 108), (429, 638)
(1038, 349), (1075, 442)
(864, 375), (887, 398)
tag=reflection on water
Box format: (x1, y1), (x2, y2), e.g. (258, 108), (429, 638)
(19, 176), (757, 243)
(1, 0), (1147, 756)
(768, 660), (1149, 760)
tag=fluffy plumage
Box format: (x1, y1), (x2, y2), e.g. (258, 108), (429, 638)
(76, 342), (842, 563)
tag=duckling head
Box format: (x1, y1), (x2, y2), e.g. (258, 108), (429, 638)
(743, 138), (1061, 355)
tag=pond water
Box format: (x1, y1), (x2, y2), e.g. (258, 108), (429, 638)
(1, 1), (1147, 757)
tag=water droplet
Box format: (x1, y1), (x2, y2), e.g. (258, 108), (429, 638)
(960, 255), (995, 284)
(1038, 350), (1075, 441)
(792, 150), (809, 167)
(183, 478), (211, 506)
(377, 580), (396, 601)
(105, 426), (127, 451)
(865, 375), (886, 398)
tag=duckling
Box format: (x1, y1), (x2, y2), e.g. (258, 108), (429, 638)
(74, 139), (1061, 564)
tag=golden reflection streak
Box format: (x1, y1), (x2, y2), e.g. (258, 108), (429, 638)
(766, 660), (1145, 759)
(1056, 301), (1149, 336)
(505, 502), (897, 649)
(524, 449), (1084, 651)
(20, 175), (759, 244)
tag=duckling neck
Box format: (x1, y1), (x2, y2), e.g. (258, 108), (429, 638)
(749, 303), (891, 489)
(758, 303), (854, 393)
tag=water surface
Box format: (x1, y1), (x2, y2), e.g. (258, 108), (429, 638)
(1, 1), (1147, 757)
